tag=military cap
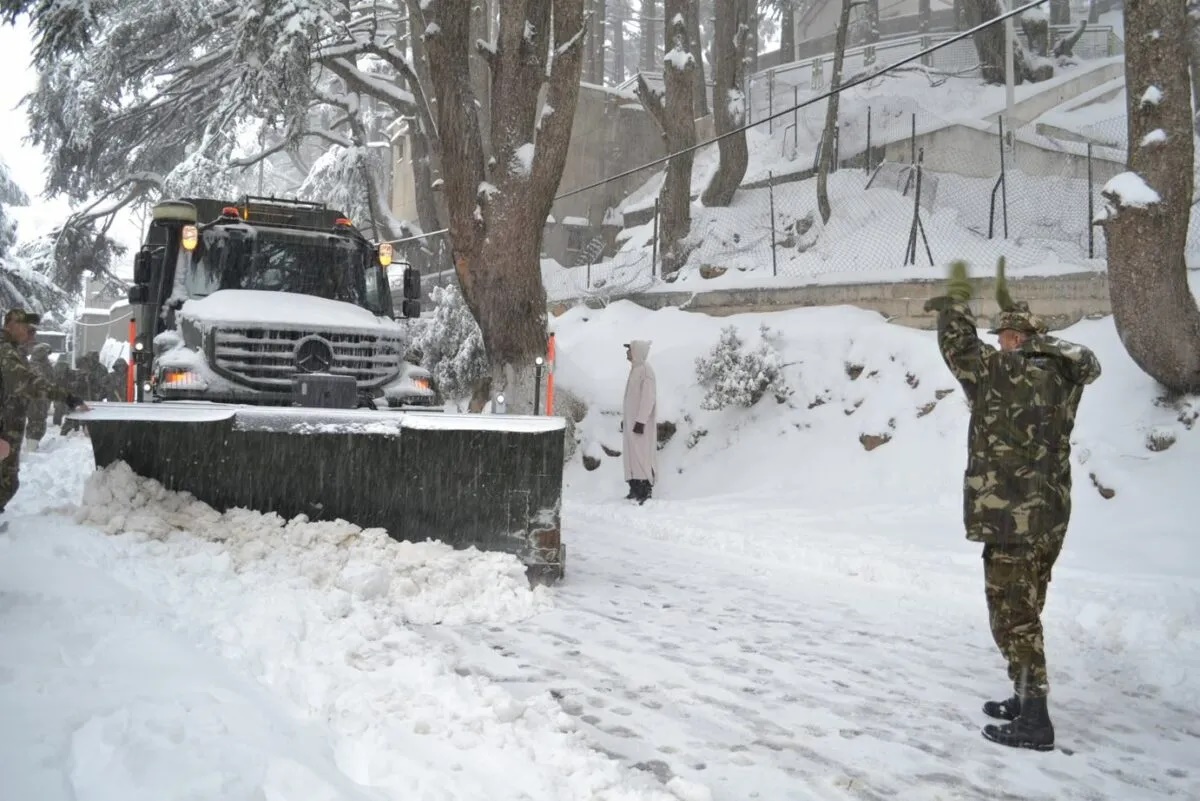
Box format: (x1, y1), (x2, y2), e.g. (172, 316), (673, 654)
(4, 308), (41, 325)
(988, 309), (1046, 336)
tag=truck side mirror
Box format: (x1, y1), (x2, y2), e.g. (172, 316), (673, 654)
(133, 250), (151, 285)
(403, 264), (421, 302)
(128, 285), (150, 305)
(402, 299), (421, 318)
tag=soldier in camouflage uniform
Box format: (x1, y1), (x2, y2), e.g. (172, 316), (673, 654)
(24, 343), (54, 450)
(0, 309), (87, 518)
(107, 357), (129, 402)
(51, 356), (73, 425)
(926, 259), (1101, 752)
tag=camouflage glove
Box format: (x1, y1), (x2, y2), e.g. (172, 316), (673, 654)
(995, 256), (1016, 312)
(923, 260), (972, 312)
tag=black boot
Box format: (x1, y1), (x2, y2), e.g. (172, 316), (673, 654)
(982, 695), (1055, 751)
(983, 694), (1021, 721)
(638, 481), (652, 505)
(625, 481), (637, 500)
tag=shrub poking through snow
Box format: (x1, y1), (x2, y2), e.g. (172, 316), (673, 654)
(694, 325), (792, 410)
(412, 284), (489, 405)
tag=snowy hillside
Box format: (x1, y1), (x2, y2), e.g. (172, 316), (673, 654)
(4, 298), (1198, 801)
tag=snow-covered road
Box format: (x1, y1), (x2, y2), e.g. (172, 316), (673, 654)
(3, 430), (1198, 801)
(427, 500), (1200, 801)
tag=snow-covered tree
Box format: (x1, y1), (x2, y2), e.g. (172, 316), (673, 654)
(7, 0), (430, 250)
(419, 0), (587, 413)
(1097, 0), (1200, 393)
(0, 158), (76, 321)
(0, 157), (26, 262)
(412, 284), (489, 408)
(701, 0), (748, 207)
(695, 325), (792, 410)
(636, 0), (697, 275)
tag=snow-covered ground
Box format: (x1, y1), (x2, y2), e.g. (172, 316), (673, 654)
(4, 299), (1198, 800)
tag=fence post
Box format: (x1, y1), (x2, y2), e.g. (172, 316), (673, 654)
(768, 70), (775, 134)
(910, 112), (917, 165)
(1087, 142), (1095, 258)
(866, 106), (872, 175)
(793, 86), (799, 139)
(998, 117), (1009, 239)
(768, 171), (779, 278)
(651, 198), (659, 279)
(746, 76), (753, 125)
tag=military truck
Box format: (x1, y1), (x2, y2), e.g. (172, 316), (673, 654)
(75, 196), (565, 583)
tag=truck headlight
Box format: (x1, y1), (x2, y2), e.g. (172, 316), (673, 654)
(159, 368), (207, 389)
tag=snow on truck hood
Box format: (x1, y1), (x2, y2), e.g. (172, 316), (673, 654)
(179, 290), (402, 333)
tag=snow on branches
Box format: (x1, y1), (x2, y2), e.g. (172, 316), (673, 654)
(695, 325), (792, 410)
(412, 283), (489, 406)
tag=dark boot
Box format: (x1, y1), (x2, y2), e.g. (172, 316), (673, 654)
(636, 480), (653, 505)
(625, 481), (637, 500)
(982, 695), (1055, 751)
(983, 694), (1021, 721)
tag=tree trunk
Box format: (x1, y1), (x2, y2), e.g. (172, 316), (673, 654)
(590, 0), (608, 84)
(781, 1), (795, 62)
(1189, 2), (1200, 136)
(966, 0), (1007, 84)
(744, 0), (759, 73)
(687, 0), (709, 116)
(422, 0), (586, 412)
(470, 0), (492, 157)
(816, 0), (852, 224)
(1049, 0), (1070, 25)
(640, 0), (658, 72)
(954, 0), (968, 31)
(612, 1), (627, 82)
(1087, 0), (1101, 24)
(1021, 13), (1050, 58)
(635, 0), (696, 275)
(865, 0), (880, 43)
(404, 0), (449, 255)
(701, 0), (748, 207)
(1099, 0), (1200, 393)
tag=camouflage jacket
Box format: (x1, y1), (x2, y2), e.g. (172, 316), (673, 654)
(0, 334), (73, 437)
(935, 300), (1102, 545)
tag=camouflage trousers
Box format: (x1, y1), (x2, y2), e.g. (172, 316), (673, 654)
(0, 435), (22, 512)
(983, 533), (1066, 699)
(26, 400), (50, 442)
(52, 400), (67, 426)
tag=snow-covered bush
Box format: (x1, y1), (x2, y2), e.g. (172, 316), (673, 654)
(694, 324), (792, 410)
(412, 283), (489, 406)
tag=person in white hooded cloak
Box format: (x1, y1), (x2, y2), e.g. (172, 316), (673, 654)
(622, 340), (657, 503)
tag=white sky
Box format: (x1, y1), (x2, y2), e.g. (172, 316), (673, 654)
(0, 19), (49, 200)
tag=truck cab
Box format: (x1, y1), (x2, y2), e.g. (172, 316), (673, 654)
(126, 197), (432, 408)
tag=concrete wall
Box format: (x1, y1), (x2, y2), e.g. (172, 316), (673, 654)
(880, 121), (1126, 184)
(553, 271), (1112, 332)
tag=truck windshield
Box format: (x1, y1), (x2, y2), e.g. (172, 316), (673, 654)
(182, 225), (388, 314)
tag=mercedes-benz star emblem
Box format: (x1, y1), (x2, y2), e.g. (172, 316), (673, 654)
(295, 338), (334, 373)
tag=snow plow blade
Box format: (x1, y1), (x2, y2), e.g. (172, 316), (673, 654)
(72, 403), (567, 584)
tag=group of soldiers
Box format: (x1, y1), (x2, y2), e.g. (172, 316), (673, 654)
(25, 345), (129, 449)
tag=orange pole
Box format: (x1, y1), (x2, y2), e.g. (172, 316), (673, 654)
(545, 334), (555, 416)
(127, 318), (136, 402)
